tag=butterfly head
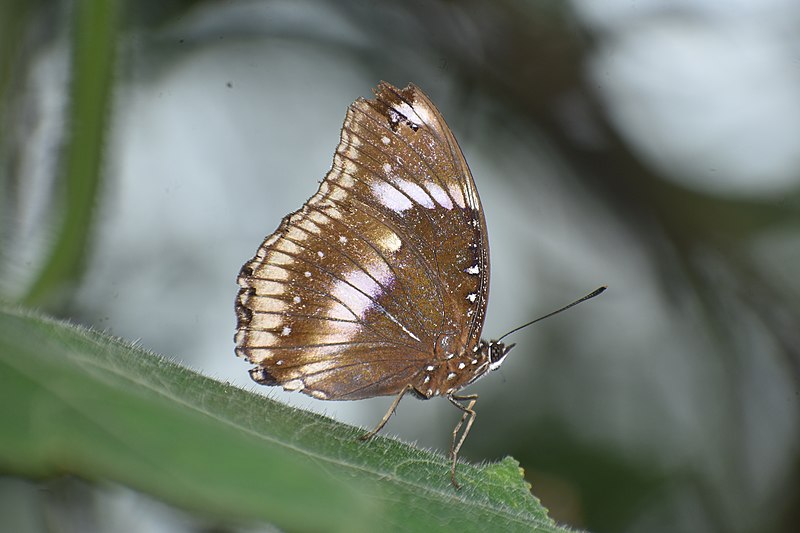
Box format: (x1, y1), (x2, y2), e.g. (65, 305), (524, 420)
(482, 340), (516, 372)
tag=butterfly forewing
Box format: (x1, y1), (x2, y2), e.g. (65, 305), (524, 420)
(235, 82), (490, 401)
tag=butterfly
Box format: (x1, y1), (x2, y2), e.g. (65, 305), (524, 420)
(234, 81), (604, 487)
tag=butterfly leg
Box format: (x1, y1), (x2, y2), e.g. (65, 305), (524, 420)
(446, 393), (478, 489)
(359, 384), (414, 441)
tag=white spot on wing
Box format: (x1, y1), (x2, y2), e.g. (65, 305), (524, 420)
(378, 231), (402, 253)
(337, 156), (359, 176)
(307, 211), (327, 227)
(393, 179), (434, 209)
(426, 182), (453, 210)
(284, 379), (305, 391)
(465, 264), (480, 275)
(371, 181), (413, 212)
(395, 101), (425, 126)
(270, 252), (293, 266)
(466, 293), (478, 303)
(331, 270), (384, 319)
(259, 264), (289, 281)
(328, 189), (347, 203)
(252, 296), (286, 313)
(448, 182), (466, 208)
(327, 268), (420, 342)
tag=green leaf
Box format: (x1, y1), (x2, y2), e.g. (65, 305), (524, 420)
(0, 305), (568, 532)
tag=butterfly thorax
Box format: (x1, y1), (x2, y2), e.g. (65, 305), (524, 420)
(411, 337), (514, 398)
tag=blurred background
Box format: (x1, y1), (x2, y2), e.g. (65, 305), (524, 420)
(2, 0), (799, 532)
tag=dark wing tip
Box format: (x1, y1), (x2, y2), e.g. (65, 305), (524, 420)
(249, 366), (280, 386)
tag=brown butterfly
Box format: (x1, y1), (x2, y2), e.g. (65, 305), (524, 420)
(234, 81), (604, 487)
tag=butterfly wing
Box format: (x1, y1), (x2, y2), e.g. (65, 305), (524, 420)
(235, 82), (490, 400)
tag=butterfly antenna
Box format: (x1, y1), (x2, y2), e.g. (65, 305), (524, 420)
(495, 286), (607, 343)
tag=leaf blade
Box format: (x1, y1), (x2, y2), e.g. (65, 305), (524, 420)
(0, 305), (567, 532)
